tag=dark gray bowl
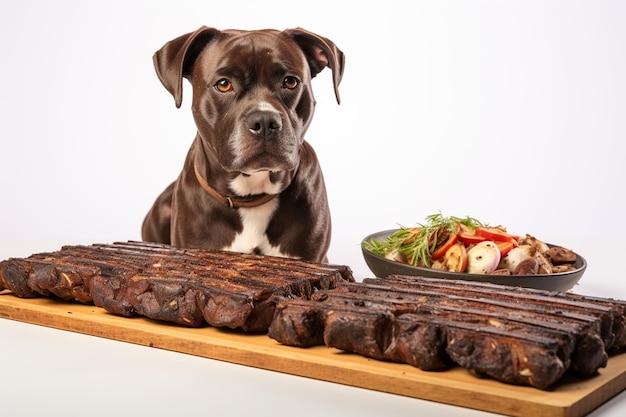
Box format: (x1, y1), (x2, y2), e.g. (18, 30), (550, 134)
(362, 229), (587, 292)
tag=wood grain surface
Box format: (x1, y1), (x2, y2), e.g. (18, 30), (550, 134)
(1, 293), (625, 417)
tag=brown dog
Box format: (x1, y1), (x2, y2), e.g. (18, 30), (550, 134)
(141, 27), (344, 262)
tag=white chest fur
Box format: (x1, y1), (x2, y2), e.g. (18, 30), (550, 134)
(223, 199), (287, 257)
(222, 172), (289, 257)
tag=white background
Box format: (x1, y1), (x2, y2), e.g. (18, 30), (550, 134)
(1, 1), (626, 416)
(1, 0), (626, 285)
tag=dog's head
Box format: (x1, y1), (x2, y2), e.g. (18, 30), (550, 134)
(153, 27), (344, 176)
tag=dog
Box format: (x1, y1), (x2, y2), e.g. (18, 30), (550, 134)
(141, 26), (344, 263)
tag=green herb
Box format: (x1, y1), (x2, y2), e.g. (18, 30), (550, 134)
(363, 212), (485, 267)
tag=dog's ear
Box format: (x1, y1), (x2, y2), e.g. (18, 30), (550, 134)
(153, 26), (220, 108)
(283, 28), (345, 105)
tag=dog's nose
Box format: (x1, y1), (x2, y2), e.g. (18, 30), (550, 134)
(248, 110), (282, 140)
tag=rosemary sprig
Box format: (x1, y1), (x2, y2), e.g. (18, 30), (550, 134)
(363, 212), (485, 267)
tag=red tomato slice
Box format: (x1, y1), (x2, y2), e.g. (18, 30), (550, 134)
(475, 227), (520, 243)
(495, 240), (516, 256)
(442, 242), (467, 272)
(457, 223), (486, 245)
(431, 231), (459, 260)
(458, 231), (487, 245)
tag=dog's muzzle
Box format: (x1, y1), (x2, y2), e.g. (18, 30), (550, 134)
(247, 108), (283, 141)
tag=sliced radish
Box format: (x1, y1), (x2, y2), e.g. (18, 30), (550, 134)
(466, 241), (501, 274)
(498, 246), (535, 272)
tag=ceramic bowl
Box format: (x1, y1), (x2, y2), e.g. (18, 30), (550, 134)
(362, 229), (586, 292)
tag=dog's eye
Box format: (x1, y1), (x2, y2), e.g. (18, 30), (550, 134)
(283, 76), (300, 90)
(215, 79), (233, 93)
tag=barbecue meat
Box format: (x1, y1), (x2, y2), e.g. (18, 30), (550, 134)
(0, 241), (354, 332)
(269, 276), (626, 389)
(3, 243), (625, 390)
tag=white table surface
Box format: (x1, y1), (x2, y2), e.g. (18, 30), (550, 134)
(1, 236), (626, 417)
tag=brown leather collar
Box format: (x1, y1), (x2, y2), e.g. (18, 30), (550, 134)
(193, 163), (277, 209)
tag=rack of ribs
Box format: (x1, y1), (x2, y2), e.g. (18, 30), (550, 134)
(0, 241), (354, 332)
(268, 275), (626, 389)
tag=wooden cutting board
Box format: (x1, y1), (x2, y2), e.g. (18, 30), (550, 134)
(1, 293), (625, 417)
